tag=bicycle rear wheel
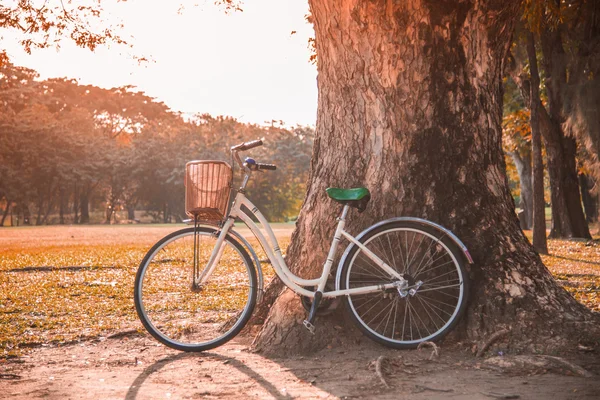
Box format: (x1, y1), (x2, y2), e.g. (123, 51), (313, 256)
(340, 221), (469, 348)
(134, 227), (257, 352)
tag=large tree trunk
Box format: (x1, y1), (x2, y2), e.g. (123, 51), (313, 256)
(253, 0), (597, 356)
(526, 30), (548, 254)
(539, 19), (591, 239)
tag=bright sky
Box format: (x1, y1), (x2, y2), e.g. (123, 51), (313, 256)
(3, 0), (317, 126)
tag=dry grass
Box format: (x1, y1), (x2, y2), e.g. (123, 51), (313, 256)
(1, 225), (598, 358)
(538, 236), (600, 313)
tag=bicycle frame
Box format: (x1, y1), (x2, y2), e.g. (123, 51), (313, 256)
(198, 190), (407, 300)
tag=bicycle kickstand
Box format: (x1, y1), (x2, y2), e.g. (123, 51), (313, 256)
(302, 291), (322, 335)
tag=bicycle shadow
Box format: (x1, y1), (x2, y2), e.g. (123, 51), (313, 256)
(124, 351), (293, 400)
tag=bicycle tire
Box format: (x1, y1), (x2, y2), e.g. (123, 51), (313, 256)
(134, 227), (257, 352)
(339, 221), (469, 348)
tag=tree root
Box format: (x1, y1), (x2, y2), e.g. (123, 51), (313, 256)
(414, 384), (453, 393)
(417, 341), (440, 360)
(0, 374), (21, 380)
(481, 391), (520, 399)
(483, 355), (594, 377)
(540, 355), (594, 378)
(374, 356), (390, 388)
(476, 329), (511, 357)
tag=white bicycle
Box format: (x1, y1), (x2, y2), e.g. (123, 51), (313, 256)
(134, 139), (472, 352)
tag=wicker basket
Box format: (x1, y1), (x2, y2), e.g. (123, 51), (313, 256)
(185, 160), (233, 223)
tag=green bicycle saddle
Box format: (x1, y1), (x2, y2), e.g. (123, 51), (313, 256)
(325, 187), (371, 212)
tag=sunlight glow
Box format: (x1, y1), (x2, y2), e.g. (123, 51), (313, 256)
(3, 0), (317, 126)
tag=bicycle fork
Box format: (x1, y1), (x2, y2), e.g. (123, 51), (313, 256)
(191, 218), (230, 291)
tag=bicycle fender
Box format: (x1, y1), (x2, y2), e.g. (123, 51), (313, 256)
(335, 217), (473, 291)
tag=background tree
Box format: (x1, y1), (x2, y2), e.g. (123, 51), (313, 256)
(0, 0), (128, 66)
(513, 0), (598, 239)
(502, 80), (534, 230)
(560, 0), (600, 209)
(526, 29), (549, 253)
(0, 62), (314, 225)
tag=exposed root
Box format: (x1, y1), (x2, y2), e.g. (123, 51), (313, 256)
(481, 391), (520, 399)
(414, 384), (453, 393)
(541, 355), (594, 378)
(365, 355), (393, 389)
(0, 374), (21, 380)
(476, 329), (510, 357)
(375, 356), (390, 388)
(483, 355), (594, 377)
(417, 341), (439, 360)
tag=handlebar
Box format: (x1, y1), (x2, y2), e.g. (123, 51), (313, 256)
(245, 157), (277, 171)
(256, 163), (277, 171)
(230, 139), (277, 172)
(231, 139), (263, 152)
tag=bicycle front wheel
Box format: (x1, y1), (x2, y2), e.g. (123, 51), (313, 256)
(134, 227), (257, 352)
(340, 221), (469, 349)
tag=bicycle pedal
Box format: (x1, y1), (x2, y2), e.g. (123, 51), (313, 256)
(303, 320), (316, 335)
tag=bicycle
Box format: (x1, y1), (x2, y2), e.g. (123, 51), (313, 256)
(134, 139), (472, 352)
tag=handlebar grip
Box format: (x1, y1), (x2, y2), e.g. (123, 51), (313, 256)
(231, 139), (263, 151)
(257, 163), (277, 171)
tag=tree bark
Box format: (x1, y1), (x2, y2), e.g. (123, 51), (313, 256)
(526, 30), (548, 254)
(539, 17), (591, 239)
(252, 0), (597, 356)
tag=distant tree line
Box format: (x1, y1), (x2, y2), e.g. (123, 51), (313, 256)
(0, 62), (313, 226)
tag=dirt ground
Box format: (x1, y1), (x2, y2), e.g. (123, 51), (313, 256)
(1, 331), (599, 399)
(2, 225), (600, 399)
